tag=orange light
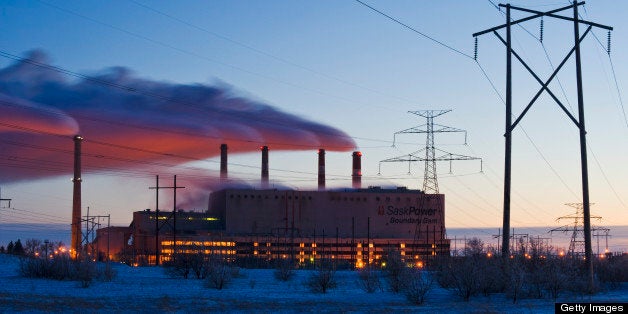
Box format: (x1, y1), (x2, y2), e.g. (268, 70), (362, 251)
(416, 261), (423, 268)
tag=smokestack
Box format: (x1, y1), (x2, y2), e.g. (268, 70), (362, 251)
(318, 149), (325, 190)
(220, 143), (228, 181)
(352, 151), (362, 189)
(71, 135), (83, 258)
(261, 146), (269, 188)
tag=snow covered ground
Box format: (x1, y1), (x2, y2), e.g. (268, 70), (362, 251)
(0, 254), (625, 313)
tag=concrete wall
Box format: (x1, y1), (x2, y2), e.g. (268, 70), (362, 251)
(211, 188), (445, 241)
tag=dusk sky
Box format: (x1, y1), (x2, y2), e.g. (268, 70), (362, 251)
(0, 0), (626, 238)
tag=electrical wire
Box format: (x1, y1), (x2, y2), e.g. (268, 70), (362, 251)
(34, 0), (404, 116)
(128, 0), (418, 108)
(354, 0), (474, 60)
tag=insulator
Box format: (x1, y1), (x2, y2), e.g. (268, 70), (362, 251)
(474, 37), (478, 60)
(607, 31), (611, 55)
(539, 18), (544, 43)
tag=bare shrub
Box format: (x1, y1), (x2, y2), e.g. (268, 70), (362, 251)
(274, 259), (295, 282)
(100, 263), (117, 282)
(436, 257), (480, 301)
(307, 259), (337, 293)
(163, 251), (211, 280)
(596, 256), (627, 290)
(164, 253), (193, 279)
(506, 257), (526, 303)
(402, 268), (433, 305)
(308, 269), (337, 293)
(436, 238), (504, 301)
(477, 258), (504, 296)
(19, 253), (114, 286)
(383, 250), (406, 293)
(358, 267), (381, 293)
(542, 258), (570, 300)
(204, 259), (233, 290)
(75, 257), (96, 288)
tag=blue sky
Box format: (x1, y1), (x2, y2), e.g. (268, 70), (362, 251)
(0, 0), (626, 241)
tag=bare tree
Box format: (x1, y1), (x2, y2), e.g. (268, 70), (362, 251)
(24, 239), (42, 256)
(402, 268), (433, 305)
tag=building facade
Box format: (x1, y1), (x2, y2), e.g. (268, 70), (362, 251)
(97, 187), (450, 267)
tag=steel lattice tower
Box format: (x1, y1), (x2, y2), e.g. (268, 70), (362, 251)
(422, 111), (439, 193)
(550, 203), (608, 257)
(379, 110), (481, 194)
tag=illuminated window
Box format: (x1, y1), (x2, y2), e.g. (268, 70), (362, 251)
(400, 243), (405, 249)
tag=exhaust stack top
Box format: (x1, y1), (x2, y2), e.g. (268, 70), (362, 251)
(220, 144), (228, 181)
(261, 146), (269, 188)
(352, 151), (362, 189)
(318, 149), (325, 190)
(71, 135), (83, 258)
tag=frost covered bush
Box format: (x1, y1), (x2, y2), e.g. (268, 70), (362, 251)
(204, 259), (234, 290)
(307, 259), (337, 293)
(274, 259), (295, 282)
(357, 267), (381, 293)
(383, 251), (405, 293)
(307, 268), (337, 293)
(18, 254), (114, 286)
(596, 256), (628, 290)
(402, 268), (433, 305)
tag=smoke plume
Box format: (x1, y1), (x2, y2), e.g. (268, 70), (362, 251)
(0, 50), (356, 208)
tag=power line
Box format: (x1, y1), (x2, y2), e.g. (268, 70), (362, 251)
(0, 67), (423, 150)
(353, 0), (474, 59)
(127, 0), (418, 107)
(34, 0), (400, 115)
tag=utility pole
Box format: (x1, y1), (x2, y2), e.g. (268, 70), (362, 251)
(82, 210), (110, 261)
(473, 2), (612, 290)
(149, 175), (185, 266)
(149, 175), (160, 265)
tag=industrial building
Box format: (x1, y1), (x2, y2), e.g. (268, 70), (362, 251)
(90, 145), (451, 267)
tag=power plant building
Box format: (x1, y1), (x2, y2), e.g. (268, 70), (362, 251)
(91, 147), (451, 267)
(102, 187), (449, 267)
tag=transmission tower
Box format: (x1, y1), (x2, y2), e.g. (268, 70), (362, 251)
(379, 110), (482, 194)
(550, 203), (609, 257)
(473, 2), (612, 289)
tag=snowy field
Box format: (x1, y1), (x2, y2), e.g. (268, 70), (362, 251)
(0, 255), (625, 313)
